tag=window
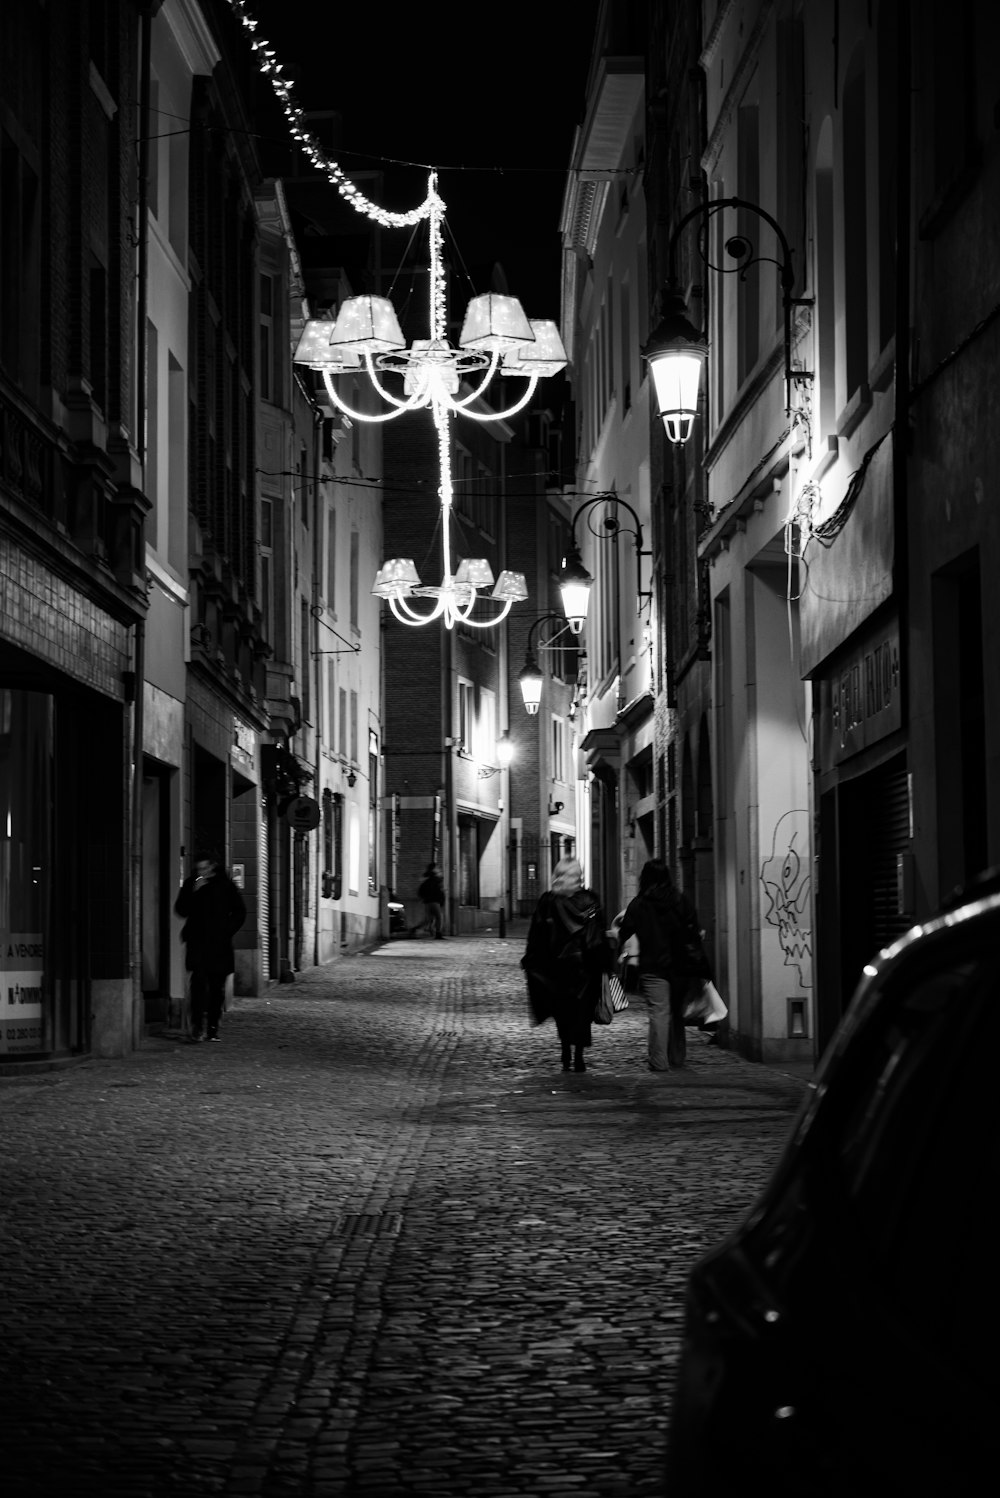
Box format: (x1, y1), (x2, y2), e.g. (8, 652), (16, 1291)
(322, 788), (335, 898)
(260, 499), (274, 646)
(327, 660), (336, 750)
(349, 530), (359, 629)
(350, 689), (358, 764)
(322, 789), (343, 899)
(300, 600), (311, 722)
(620, 279), (631, 412)
(843, 53), (869, 396)
(348, 803), (361, 895)
(89, 258), (108, 414)
(259, 273), (274, 402)
(326, 505), (337, 610)
(368, 729), (379, 896)
(551, 715), (567, 783)
(457, 679), (474, 752)
(338, 688), (347, 757)
(737, 100), (761, 385)
(476, 689), (497, 764)
(0, 130), (41, 398)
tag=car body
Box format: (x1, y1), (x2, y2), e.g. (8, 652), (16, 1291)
(664, 870), (998, 1496)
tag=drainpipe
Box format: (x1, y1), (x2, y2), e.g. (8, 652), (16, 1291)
(130, 3), (153, 1047)
(312, 408), (322, 968)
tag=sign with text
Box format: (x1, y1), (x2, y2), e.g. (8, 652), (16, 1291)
(1, 933), (44, 1055)
(818, 616), (901, 770)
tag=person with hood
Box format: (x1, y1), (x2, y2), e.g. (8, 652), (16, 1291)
(617, 858), (711, 1072)
(521, 857), (613, 1073)
(174, 851), (247, 1042)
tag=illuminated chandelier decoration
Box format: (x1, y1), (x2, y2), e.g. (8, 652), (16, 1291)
(292, 175), (567, 629)
(229, 0), (567, 629)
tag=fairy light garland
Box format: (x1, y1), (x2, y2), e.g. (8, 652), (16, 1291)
(226, 0), (435, 228)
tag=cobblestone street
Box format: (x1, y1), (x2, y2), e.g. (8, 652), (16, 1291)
(1, 931), (809, 1497)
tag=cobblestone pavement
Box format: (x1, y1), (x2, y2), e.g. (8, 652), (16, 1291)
(1, 930), (809, 1498)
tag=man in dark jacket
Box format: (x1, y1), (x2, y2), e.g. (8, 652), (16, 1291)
(617, 858), (710, 1071)
(175, 852), (247, 1041)
(411, 863), (446, 939)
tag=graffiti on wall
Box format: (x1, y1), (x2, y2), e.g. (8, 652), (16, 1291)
(760, 810), (813, 989)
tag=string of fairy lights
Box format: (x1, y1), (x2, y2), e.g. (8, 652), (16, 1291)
(226, 0), (437, 229)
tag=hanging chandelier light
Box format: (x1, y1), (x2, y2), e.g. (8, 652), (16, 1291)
(293, 173), (567, 631)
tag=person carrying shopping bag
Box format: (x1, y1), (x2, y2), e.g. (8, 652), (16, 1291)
(617, 858), (711, 1072)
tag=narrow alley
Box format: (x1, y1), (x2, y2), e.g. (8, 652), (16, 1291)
(1, 932), (808, 1497)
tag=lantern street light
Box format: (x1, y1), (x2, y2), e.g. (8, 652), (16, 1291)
(643, 196), (812, 444)
(474, 728), (514, 778)
(558, 494), (649, 634)
(293, 173), (567, 630)
(517, 614), (577, 716)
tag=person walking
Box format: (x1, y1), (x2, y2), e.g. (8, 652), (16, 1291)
(521, 857), (613, 1073)
(411, 863), (446, 939)
(175, 852), (247, 1042)
(617, 858), (711, 1072)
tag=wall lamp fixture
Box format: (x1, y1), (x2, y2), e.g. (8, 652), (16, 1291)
(558, 493), (650, 633)
(642, 196), (813, 444)
(517, 614), (576, 716)
(477, 730), (514, 779)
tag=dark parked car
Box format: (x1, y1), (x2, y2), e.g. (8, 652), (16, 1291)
(664, 870), (998, 1496)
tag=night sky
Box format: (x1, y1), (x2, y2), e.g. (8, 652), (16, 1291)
(243, 0), (601, 321)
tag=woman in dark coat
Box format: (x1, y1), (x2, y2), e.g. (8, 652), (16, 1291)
(617, 858), (711, 1072)
(174, 852), (247, 1042)
(521, 857), (613, 1072)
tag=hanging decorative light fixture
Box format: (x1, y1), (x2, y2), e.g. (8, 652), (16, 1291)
(293, 173), (567, 631)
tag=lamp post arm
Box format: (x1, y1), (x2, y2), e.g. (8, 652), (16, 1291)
(525, 612), (575, 656)
(663, 195), (809, 422)
(569, 493), (646, 559)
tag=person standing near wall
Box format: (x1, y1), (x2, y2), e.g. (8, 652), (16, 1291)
(175, 851), (247, 1042)
(411, 863), (446, 939)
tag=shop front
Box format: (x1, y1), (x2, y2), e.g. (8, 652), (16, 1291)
(0, 667), (133, 1066)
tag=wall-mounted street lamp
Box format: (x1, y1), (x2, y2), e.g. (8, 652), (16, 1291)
(643, 196), (812, 444)
(447, 730), (514, 777)
(517, 614), (576, 716)
(478, 730), (514, 779)
(558, 494), (650, 633)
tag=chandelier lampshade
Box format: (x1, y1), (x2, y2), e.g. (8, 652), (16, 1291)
(454, 558), (496, 589)
(293, 320), (363, 369)
(329, 295), (406, 353)
(372, 558), (421, 598)
(501, 320), (568, 377)
(458, 294), (535, 352)
(491, 570), (529, 601)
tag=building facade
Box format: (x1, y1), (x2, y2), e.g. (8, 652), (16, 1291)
(1, 0), (150, 1064)
(560, 2), (653, 920)
(504, 403), (580, 914)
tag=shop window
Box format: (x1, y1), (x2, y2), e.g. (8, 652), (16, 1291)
(0, 690), (52, 1057)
